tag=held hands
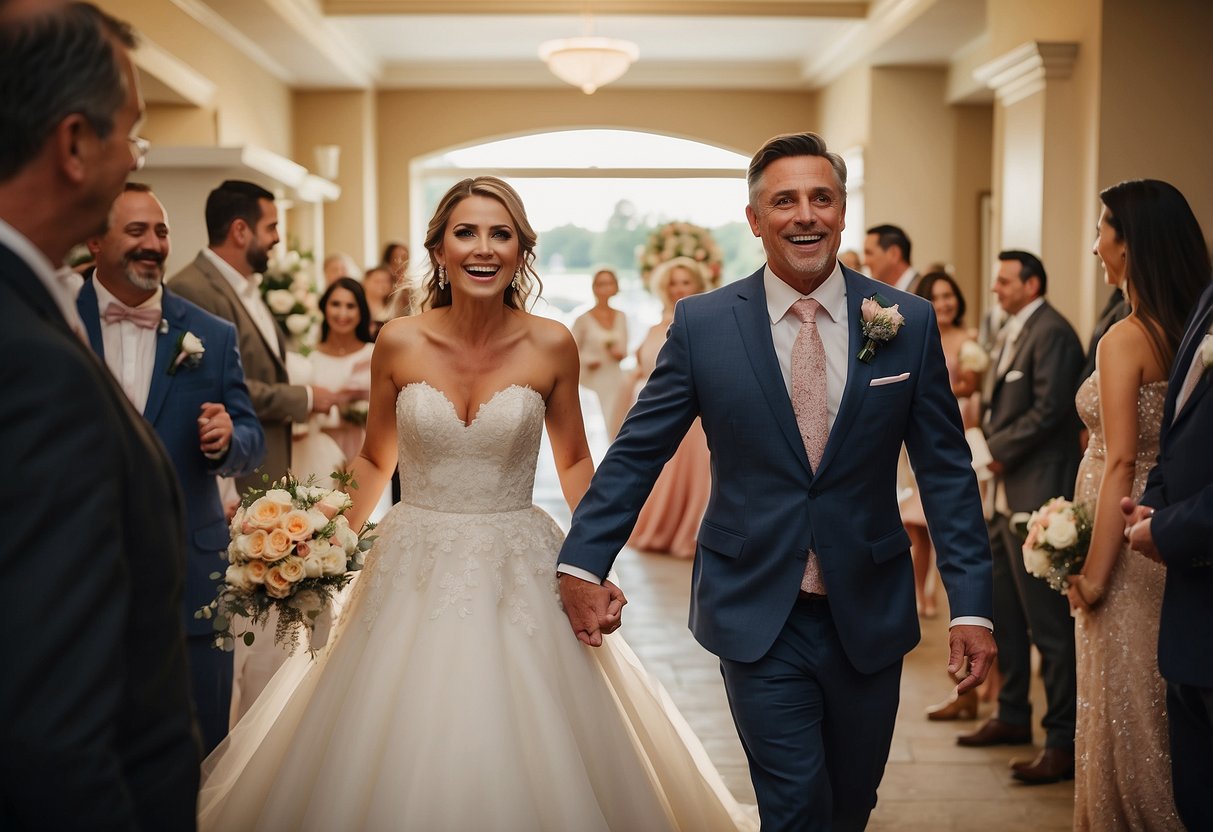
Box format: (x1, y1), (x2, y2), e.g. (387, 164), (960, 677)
(558, 573), (627, 647)
(948, 624), (997, 696)
(1120, 497), (1160, 562)
(198, 402), (232, 455)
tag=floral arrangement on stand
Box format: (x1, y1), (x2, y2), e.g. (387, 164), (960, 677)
(639, 221), (724, 289)
(1018, 497), (1093, 594)
(261, 247), (321, 353)
(196, 471), (376, 656)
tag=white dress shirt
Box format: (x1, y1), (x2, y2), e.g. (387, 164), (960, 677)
(201, 248), (281, 357)
(0, 217), (87, 341)
(764, 262), (848, 421)
(894, 267), (919, 293)
(93, 279), (162, 414)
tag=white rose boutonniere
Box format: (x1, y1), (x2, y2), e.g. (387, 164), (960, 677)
(168, 331), (205, 375)
(857, 295), (906, 364)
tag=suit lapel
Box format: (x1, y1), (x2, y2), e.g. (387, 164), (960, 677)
(143, 294), (183, 425)
(76, 277), (106, 358)
(1168, 296), (1213, 430)
(991, 301), (1046, 397)
(731, 272), (812, 477)
(193, 252), (286, 368)
(814, 268), (874, 481)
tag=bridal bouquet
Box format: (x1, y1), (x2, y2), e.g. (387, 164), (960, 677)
(197, 472), (375, 654)
(1020, 497), (1092, 594)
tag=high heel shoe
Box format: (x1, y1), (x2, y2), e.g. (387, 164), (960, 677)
(925, 689), (978, 721)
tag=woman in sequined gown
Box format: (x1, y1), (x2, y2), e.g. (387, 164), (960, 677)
(197, 177), (755, 831)
(1066, 180), (1209, 831)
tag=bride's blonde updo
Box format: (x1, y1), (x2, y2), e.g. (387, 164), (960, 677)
(421, 176), (542, 311)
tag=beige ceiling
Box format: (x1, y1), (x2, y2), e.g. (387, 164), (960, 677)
(167, 0), (987, 92)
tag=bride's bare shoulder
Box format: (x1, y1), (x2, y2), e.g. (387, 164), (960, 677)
(523, 312), (576, 350)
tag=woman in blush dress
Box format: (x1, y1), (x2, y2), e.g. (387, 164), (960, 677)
(571, 268), (628, 437)
(623, 257), (712, 559)
(1065, 179), (1209, 831)
(197, 177), (755, 832)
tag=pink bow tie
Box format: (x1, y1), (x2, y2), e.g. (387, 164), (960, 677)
(103, 302), (161, 329)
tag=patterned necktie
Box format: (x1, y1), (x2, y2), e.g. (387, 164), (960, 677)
(790, 297), (828, 595)
(103, 301), (161, 329)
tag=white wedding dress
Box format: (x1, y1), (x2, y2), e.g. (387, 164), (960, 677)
(198, 382), (755, 831)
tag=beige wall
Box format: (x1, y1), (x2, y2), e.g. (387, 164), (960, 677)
(374, 87), (819, 248)
(101, 0), (293, 157)
(818, 62), (872, 154)
(294, 90), (379, 267)
(951, 105), (994, 309)
(1097, 0), (1213, 246)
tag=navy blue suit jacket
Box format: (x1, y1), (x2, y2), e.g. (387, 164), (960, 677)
(78, 279), (265, 635)
(1141, 282), (1213, 689)
(558, 266), (992, 671)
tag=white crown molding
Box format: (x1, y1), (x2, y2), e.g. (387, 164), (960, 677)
(973, 40), (1079, 106)
(322, 0), (868, 18)
(169, 0), (296, 83)
(378, 59), (811, 90)
(143, 145), (341, 202)
(134, 38), (217, 108)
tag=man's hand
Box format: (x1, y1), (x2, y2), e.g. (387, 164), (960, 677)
(311, 385), (341, 413)
(948, 624), (997, 696)
(198, 402), (232, 455)
(986, 459), (1004, 476)
(1121, 497), (1161, 562)
(558, 573), (626, 647)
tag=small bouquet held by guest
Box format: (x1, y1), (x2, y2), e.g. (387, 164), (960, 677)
(958, 339), (990, 374)
(1019, 497), (1092, 593)
(197, 472), (375, 655)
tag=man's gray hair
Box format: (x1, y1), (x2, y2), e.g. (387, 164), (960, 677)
(0, 2), (137, 181)
(746, 133), (847, 207)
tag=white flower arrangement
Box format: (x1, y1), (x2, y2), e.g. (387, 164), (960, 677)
(958, 339), (990, 374)
(639, 221), (724, 288)
(261, 247), (321, 353)
(197, 471), (375, 655)
(168, 331), (205, 375)
(1020, 497), (1093, 594)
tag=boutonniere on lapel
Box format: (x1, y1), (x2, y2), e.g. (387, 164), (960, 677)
(168, 331), (205, 375)
(857, 294), (906, 363)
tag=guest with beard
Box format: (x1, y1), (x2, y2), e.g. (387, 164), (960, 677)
(77, 183), (265, 754)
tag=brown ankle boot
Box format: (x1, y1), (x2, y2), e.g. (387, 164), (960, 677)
(925, 689), (978, 721)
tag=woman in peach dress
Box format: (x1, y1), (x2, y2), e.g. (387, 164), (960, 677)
(623, 257), (712, 559)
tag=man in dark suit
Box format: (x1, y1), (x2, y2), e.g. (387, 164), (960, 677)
(1125, 281), (1213, 830)
(558, 133), (995, 831)
(78, 183), (265, 753)
(0, 4), (200, 829)
(958, 250), (1084, 784)
(863, 223), (919, 292)
(169, 180), (345, 495)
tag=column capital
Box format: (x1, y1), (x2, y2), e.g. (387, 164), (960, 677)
(974, 41), (1079, 106)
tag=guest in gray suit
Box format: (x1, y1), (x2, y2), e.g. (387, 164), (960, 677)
(169, 180), (348, 494)
(958, 250), (1084, 785)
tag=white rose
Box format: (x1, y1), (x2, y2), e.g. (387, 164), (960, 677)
(1023, 546), (1052, 578)
(301, 550), (325, 578)
(289, 588), (325, 617)
(266, 288), (297, 316)
(958, 340), (990, 373)
(319, 547), (346, 576)
(334, 523), (359, 555)
(1201, 332), (1213, 369)
(228, 534), (250, 563)
(264, 489), (293, 507)
(307, 507), (331, 532)
(229, 505), (246, 535)
(286, 313), (312, 335)
(1045, 517), (1078, 550)
(225, 563), (254, 591)
(181, 331), (205, 357)
(316, 490), (352, 519)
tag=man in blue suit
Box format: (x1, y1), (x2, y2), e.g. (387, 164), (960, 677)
(1125, 280), (1213, 831)
(558, 133), (995, 830)
(78, 183), (265, 753)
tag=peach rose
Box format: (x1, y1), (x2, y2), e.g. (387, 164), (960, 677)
(262, 528), (293, 562)
(280, 509), (314, 541)
(264, 565), (294, 599)
(278, 556), (306, 584)
(247, 496), (283, 530)
(245, 529), (268, 560)
(246, 559), (268, 584)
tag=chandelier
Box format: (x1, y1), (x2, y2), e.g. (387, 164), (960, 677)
(538, 35), (638, 95)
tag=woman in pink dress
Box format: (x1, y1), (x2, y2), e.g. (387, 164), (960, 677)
(624, 257), (712, 559)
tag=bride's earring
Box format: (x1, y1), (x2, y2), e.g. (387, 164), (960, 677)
(511, 267), (521, 292)
(437, 265), (446, 290)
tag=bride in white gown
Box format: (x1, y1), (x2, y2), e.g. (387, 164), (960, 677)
(198, 176), (755, 831)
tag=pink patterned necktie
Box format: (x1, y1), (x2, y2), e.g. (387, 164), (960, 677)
(791, 297), (828, 595)
(103, 301), (161, 329)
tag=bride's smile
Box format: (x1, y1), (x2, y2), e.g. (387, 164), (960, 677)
(437, 194), (520, 294)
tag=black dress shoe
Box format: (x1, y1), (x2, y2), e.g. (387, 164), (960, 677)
(956, 718), (1033, 747)
(1010, 748), (1075, 784)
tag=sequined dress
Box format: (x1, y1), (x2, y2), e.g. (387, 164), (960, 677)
(197, 382), (755, 831)
(1073, 376), (1180, 830)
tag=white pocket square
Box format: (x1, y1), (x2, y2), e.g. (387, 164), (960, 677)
(869, 372), (911, 387)
(1005, 370), (1025, 382)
